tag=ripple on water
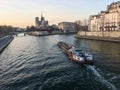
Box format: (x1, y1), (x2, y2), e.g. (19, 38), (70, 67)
(86, 65), (117, 90)
(0, 35), (120, 90)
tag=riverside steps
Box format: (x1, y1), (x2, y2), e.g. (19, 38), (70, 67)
(75, 31), (120, 43)
(0, 35), (14, 53)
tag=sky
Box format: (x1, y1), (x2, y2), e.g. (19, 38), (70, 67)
(0, 0), (119, 28)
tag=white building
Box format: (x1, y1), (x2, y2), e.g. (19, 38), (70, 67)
(89, 1), (120, 31)
(58, 22), (76, 31)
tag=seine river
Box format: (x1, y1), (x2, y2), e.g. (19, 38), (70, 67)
(0, 34), (120, 90)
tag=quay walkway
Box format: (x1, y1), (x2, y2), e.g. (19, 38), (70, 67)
(0, 35), (14, 53)
(75, 35), (120, 43)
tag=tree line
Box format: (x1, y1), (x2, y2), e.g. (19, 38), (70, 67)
(0, 25), (17, 37)
(75, 19), (89, 32)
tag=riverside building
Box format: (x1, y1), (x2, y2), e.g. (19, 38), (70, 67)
(58, 22), (76, 31)
(89, 1), (120, 31)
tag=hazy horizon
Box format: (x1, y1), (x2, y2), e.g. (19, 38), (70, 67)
(0, 0), (118, 28)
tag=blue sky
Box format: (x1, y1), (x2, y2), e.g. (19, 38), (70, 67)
(0, 0), (118, 27)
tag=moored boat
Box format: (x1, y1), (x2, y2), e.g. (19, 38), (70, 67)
(57, 41), (94, 64)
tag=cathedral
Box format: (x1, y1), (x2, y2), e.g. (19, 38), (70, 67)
(35, 13), (49, 29)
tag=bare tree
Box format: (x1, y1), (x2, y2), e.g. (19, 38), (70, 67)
(75, 20), (83, 32)
(82, 19), (88, 31)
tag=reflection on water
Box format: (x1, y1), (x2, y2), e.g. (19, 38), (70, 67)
(0, 35), (120, 90)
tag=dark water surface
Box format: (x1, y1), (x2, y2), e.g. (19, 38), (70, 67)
(0, 35), (120, 90)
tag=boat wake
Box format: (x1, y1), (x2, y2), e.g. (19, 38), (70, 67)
(85, 65), (117, 90)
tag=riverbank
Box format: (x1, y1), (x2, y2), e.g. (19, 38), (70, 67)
(0, 35), (14, 53)
(28, 31), (77, 36)
(76, 31), (120, 42)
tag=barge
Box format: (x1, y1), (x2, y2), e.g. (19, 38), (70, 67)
(57, 41), (94, 64)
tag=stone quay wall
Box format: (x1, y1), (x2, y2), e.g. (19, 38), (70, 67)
(0, 35), (14, 53)
(76, 31), (120, 42)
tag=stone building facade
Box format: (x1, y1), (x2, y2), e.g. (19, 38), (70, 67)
(58, 22), (76, 31)
(89, 1), (120, 31)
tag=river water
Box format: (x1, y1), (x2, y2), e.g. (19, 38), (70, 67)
(0, 34), (120, 90)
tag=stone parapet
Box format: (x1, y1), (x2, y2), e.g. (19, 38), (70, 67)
(0, 35), (14, 53)
(76, 31), (120, 42)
